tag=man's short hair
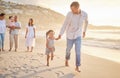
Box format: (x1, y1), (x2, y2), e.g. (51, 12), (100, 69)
(0, 13), (5, 16)
(70, 1), (80, 7)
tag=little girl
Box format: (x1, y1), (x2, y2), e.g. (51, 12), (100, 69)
(46, 30), (58, 66)
(8, 16), (15, 34)
(25, 18), (36, 52)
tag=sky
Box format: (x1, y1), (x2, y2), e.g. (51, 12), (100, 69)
(4, 0), (120, 26)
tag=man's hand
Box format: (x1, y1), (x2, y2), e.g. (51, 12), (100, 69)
(83, 32), (86, 38)
(57, 35), (61, 40)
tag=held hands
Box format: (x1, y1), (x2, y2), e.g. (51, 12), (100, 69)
(55, 35), (61, 40)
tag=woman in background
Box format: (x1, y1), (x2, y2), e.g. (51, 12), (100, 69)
(25, 18), (36, 52)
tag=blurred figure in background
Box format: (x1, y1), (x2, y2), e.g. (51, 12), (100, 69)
(0, 13), (6, 52)
(25, 18), (36, 52)
(8, 16), (21, 52)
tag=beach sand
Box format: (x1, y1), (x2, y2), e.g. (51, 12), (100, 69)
(0, 32), (120, 78)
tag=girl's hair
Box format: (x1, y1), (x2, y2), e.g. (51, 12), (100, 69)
(46, 30), (54, 38)
(28, 18), (34, 26)
(9, 16), (13, 19)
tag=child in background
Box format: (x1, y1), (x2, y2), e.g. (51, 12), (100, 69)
(8, 16), (15, 34)
(46, 30), (58, 66)
(8, 16), (16, 51)
(25, 18), (36, 52)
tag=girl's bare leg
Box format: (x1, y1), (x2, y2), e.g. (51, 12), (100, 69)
(51, 52), (54, 60)
(47, 55), (50, 66)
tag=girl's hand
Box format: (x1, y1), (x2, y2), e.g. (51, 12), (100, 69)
(56, 35), (61, 40)
(55, 38), (59, 40)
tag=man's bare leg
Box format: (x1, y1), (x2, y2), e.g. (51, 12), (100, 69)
(65, 60), (69, 67)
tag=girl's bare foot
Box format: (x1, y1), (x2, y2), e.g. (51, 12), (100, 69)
(47, 62), (49, 66)
(65, 60), (69, 67)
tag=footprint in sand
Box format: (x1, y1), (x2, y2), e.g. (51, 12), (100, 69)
(0, 74), (5, 78)
(0, 57), (3, 61)
(37, 53), (44, 57)
(34, 76), (44, 78)
(55, 56), (61, 59)
(4, 74), (11, 78)
(55, 71), (65, 77)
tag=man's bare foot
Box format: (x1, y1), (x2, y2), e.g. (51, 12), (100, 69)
(65, 60), (69, 67)
(75, 67), (81, 72)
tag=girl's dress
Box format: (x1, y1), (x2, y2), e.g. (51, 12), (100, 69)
(46, 38), (55, 55)
(26, 26), (35, 47)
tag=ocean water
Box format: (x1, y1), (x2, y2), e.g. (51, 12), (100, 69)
(83, 30), (120, 50)
(20, 30), (120, 50)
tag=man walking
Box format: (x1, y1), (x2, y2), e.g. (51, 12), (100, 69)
(58, 1), (88, 72)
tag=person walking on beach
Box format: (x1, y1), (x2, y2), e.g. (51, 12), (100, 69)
(8, 16), (21, 52)
(25, 18), (36, 52)
(0, 13), (6, 52)
(57, 1), (88, 72)
(46, 30), (58, 66)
